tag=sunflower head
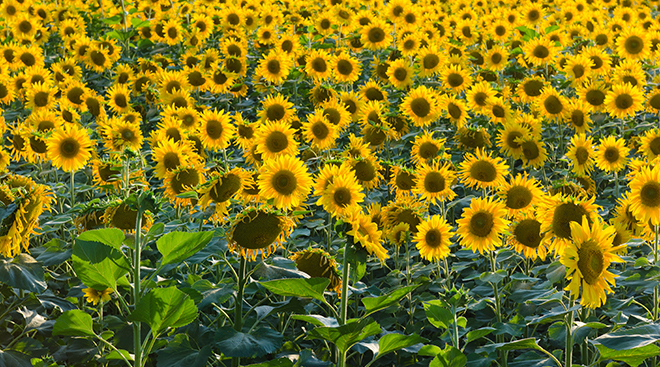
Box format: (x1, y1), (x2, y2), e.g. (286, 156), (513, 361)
(229, 207), (294, 260)
(290, 248), (342, 293)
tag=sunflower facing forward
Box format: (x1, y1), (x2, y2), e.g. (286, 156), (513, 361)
(259, 155), (312, 211)
(628, 165), (660, 226)
(414, 215), (454, 261)
(458, 148), (509, 191)
(595, 135), (629, 173)
(46, 124), (93, 172)
(457, 196), (509, 255)
(561, 217), (623, 309)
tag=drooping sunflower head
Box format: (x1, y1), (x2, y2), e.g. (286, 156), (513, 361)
(455, 126), (491, 151)
(290, 248), (342, 293)
(229, 206), (294, 261)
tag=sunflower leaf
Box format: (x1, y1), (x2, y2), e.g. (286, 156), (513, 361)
(260, 278), (330, 302)
(156, 231), (214, 267)
(373, 333), (428, 361)
(595, 343), (660, 367)
(73, 237), (130, 291)
(362, 285), (420, 318)
(52, 310), (95, 337)
(0, 254), (47, 293)
(214, 327), (282, 358)
(307, 318), (381, 355)
(127, 286), (197, 336)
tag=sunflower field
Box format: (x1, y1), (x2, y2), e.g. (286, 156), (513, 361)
(5, 0), (660, 366)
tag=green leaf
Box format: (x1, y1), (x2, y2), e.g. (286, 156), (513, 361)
(527, 305), (581, 325)
(128, 287), (197, 335)
(467, 327), (496, 343)
(596, 343), (660, 367)
(307, 318), (381, 355)
(374, 333), (428, 361)
(0, 350), (32, 367)
(494, 338), (544, 351)
(157, 231), (214, 267)
(106, 349), (134, 362)
(157, 334), (210, 367)
(418, 345), (443, 357)
(52, 310), (95, 337)
(0, 254), (47, 293)
(215, 327), (283, 358)
(35, 238), (71, 266)
(72, 238), (130, 291)
(424, 300), (453, 330)
(595, 324), (660, 350)
(77, 228), (124, 249)
(430, 345), (467, 367)
(102, 14), (122, 25)
(291, 314), (338, 327)
(362, 285), (419, 317)
(260, 278), (330, 302)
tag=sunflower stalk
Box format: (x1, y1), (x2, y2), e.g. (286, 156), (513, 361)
(70, 170), (75, 209)
(133, 205), (143, 367)
(565, 297), (576, 367)
(654, 225), (659, 321)
(232, 255), (248, 367)
(489, 250), (506, 366)
(338, 237), (351, 367)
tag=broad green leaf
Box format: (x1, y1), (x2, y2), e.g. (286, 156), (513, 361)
(52, 310), (95, 337)
(215, 327), (283, 358)
(0, 254), (47, 293)
(77, 228), (124, 249)
(156, 231), (214, 267)
(128, 287), (197, 335)
(430, 345), (467, 367)
(307, 318), (381, 355)
(596, 324), (660, 350)
(596, 343), (660, 367)
(0, 350), (32, 367)
(157, 334), (210, 367)
(424, 300), (453, 330)
(467, 327), (496, 343)
(260, 278), (330, 302)
(494, 338), (543, 351)
(106, 349), (134, 362)
(35, 238), (71, 266)
(102, 14), (122, 25)
(362, 285), (419, 317)
(418, 345), (443, 357)
(374, 333), (428, 361)
(527, 305), (581, 325)
(291, 314), (338, 327)
(72, 239), (129, 291)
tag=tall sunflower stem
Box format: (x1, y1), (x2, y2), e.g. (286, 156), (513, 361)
(565, 297), (575, 367)
(489, 250), (506, 366)
(338, 237), (351, 367)
(70, 171), (76, 209)
(614, 171), (620, 200)
(133, 207), (143, 367)
(232, 255), (247, 367)
(654, 225), (659, 321)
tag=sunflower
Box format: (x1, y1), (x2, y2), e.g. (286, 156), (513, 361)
(456, 126), (491, 151)
(83, 288), (113, 306)
(23, 81), (55, 111)
(566, 99), (592, 133)
(198, 108), (234, 151)
(331, 52), (361, 84)
(565, 133), (595, 177)
(256, 51), (291, 85)
(321, 98), (352, 131)
(163, 163), (206, 207)
(229, 206), (295, 261)
(290, 249), (342, 293)
(594, 136), (629, 173)
(259, 155), (312, 211)
(516, 76), (546, 104)
(616, 27), (650, 60)
(151, 138), (199, 179)
(305, 49), (332, 81)
(508, 213), (550, 261)
(497, 122), (529, 159)
(91, 158), (122, 191)
(485, 46), (509, 71)
(414, 215), (454, 261)
(343, 205), (388, 263)
(360, 80), (388, 103)
(259, 93), (296, 124)
(440, 94), (469, 128)
(540, 194), (598, 255)
(400, 85), (440, 127)
(440, 64), (472, 94)
(519, 137), (548, 169)
(318, 174), (365, 218)
(199, 167), (253, 223)
(629, 165), (660, 226)
(414, 161), (457, 204)
(361, 18), (392, 50)
(499, 173), (545, 214)
(523, 37), (557, 67)
(561, 217), (623, 309)
(0, 174), (53, 258)
(255, 120), (298, 160)
(485, 97), (511, 125)
(458, 148), (509, 191)
(535, 87), (569, 121)
(416, 45), (444, 77)
(563, 54), (593, 86)
(410, 132), (444, 165)
(103, 119), (143, 153)
(348, 154), (383, 191)
(456, 196), (509, 255)
(603, 83), (644, 120)
(386, 58), (414, 90)
(303, 109), (338, 151)
(46, 124), (93, 172)
(640, 129), (660, 160)
(389, 165), (416, 198)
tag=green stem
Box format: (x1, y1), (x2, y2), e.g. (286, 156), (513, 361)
(232, 255), (247, 367)
(70, 170), (75, 208)
(654, 225), (659, 321)
(614, 171), (620, 200)
(338, 237), (351, 367)
(565, 297), (575, 367)
(133, 207), (143, 367)
(98, 335), (132, 367)
(489, 250), (506, 366)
